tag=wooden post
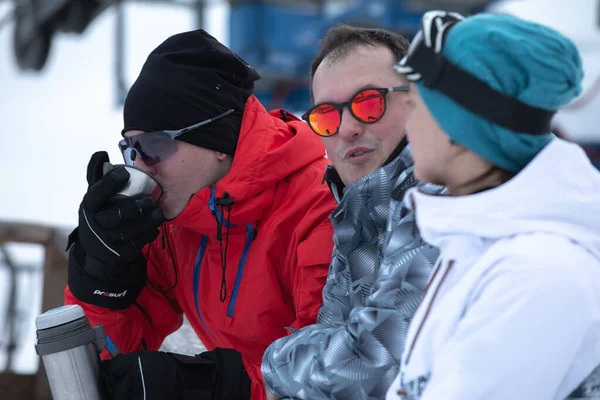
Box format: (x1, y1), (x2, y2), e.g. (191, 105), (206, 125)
(0, 221), (70, 400)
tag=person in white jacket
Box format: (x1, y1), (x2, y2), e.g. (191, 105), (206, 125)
(387, 10), (600, 400)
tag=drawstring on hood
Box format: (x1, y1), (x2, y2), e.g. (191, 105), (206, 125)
(214, 192), (234, 302)
(208, 189), (259, 304)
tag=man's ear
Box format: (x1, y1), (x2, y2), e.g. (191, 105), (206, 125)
(216, 152), (229, 161)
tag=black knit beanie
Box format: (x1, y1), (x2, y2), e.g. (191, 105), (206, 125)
(122, 29), (261, 155)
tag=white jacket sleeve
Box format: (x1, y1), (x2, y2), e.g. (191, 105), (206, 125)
(421, 255), (599, 400)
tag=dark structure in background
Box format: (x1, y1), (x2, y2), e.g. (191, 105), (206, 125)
(228, 0), (497, 111)
(5, 0), (498, 111)
(11, 0), (111, 71)
(0, 222), (70, 400)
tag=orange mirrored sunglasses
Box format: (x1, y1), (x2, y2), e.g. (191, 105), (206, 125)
(301, 86), (409, 137)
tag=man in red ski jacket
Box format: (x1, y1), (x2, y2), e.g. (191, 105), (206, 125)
(64, 29), (335, 400)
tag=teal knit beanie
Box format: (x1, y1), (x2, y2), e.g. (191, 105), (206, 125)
(401, 12), (583, 172)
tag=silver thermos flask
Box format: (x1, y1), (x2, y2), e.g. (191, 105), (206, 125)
(35, 304), (107, 400)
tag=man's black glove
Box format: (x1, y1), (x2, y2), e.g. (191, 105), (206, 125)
(76, 151), (164, 267)
(67, 151), (164, 309)
(101, 349), (251, 400)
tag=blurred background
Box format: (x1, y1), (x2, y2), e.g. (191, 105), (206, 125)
(0, 0), (597, 398)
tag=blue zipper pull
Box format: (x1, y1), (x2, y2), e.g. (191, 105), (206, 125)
(105, 335), (121, 358)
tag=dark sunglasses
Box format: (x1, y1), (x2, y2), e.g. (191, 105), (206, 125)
(301, 86), (409, 137)
(118, 109), (235, 167)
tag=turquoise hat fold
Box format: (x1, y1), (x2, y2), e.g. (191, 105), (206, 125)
(416, 13), (583, 172)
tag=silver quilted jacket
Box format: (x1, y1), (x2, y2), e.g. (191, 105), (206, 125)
(262, 145), (442, 399)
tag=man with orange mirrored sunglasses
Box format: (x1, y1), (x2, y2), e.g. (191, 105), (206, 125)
(302, 85), (408, 138)
(262, 25), (444, 400)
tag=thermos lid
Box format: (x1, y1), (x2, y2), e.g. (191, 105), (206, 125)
(35, 305), (85, 330)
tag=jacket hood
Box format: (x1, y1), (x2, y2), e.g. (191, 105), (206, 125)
(171, 95), (328, 232)
(407, 138), (600, 260)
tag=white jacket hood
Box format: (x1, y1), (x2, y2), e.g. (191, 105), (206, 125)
(408, 138), (600, 261)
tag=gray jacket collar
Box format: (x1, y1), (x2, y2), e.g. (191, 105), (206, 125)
(324, 137), (412, 204)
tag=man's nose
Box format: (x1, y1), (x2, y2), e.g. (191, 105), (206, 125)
(337, 107), (364, 142)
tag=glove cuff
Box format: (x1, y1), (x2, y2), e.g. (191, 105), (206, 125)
(169, 353), (218, 400)
(198, 348), (251, 400)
